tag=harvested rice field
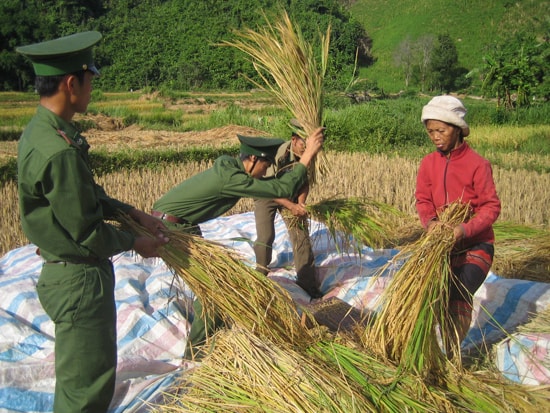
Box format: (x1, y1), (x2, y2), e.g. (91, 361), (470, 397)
(1, 112), (549, 412)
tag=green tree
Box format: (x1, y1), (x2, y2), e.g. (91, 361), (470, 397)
(481, 35), (549, 108)
(0, 0), (105, 91)
(428, 34), (458, 92)
(2, 0), (371, 91)
(95, 0), (370, 91)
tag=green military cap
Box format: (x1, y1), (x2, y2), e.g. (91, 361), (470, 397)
(16, 31), (102, 76)
(237, 134), (284, 163)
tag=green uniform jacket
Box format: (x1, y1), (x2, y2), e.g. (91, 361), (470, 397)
(153, 154), (308, 224)
(17, 105), (135, 262)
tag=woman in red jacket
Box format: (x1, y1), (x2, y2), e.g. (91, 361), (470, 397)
(415, 95), (501, 351)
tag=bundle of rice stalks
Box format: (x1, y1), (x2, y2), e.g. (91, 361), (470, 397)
(118, 214), (320, 348)
(308, 340), (453, 412)
(163, 328), (379, 413)
(517, 306), (550, 334)
(159, 328), (550, 413)
(445, 367), (550, 412)
(302, 197), (405, 252)
(387, 214), (425, 247)
(312, 340), (550, 413)
(494, 221), (547, 241)
(362, 201), (471, 382)
(492, 222), (550, 282)
(221, 10), (330, 184)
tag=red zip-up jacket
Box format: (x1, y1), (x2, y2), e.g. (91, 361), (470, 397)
(415, 142), (501, 248)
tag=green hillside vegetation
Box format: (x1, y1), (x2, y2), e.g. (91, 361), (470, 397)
(350, 0), (548, 94)
(2, 0), (547, 102)
(0, 0), (368, 92)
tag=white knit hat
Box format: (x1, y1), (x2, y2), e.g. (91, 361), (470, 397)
(421, 95), (470, 137)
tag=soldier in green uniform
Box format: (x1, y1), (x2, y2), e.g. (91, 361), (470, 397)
(16, 31), (169, 412)
(152, 129), (325, 358)
(253, 129), (322, 299)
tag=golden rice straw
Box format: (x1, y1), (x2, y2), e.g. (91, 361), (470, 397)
(308, 340), (454, 412)
(314, 328), (550, 412)
(301, 197), (405, 252)
(362, 201), (471, 382)
(221, 10), (330, 185)
(387, 214), (424, 247)
(517, 306), (550, 334)
(165, 328), (379, 413)
(493, 232), (550, 282)
(117, 214), (320, 348)
(446, 367), (550, 412)
(157, 329), (550, 413)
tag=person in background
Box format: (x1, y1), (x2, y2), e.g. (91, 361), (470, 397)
(152, 129), (325, 359)
(16, 31), (169, 412)
(415, 95), (501, 350)
(253, 125), (322, 299)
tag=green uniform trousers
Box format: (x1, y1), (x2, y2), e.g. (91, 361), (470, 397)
(253, 198), (321, 298)
(37, 259), (117, 413)
(184, 299), (224, 359)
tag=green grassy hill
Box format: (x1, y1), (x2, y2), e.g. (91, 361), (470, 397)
(349, 0), (544, 93)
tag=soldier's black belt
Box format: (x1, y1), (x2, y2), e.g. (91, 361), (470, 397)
(36, 248), (102, 265)
(44, 256), (102, 265)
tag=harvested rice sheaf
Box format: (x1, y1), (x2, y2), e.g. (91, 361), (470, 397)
(363, 201), (472, 381)
(303, 197), (407, 252)
(167, 329), (378, 413)
(221, 9), (330, 184)
(492, 222), (550, 282)
(117, 213), (322, 349)
(158, 329), (550, 413)
(162, 329), (456, 413)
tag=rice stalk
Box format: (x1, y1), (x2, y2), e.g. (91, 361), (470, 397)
(362, 201), (471, 382)
(517, 306), (550, 334)
(384, 219), (550, 280)
(302, 197), (405, 252)
(117, 214), (320, 348)
(220, 9), (330, 184)
(493, 221), (548, 241)
(308, 340), (454, 412)
(492, 229), (550, 282)
(155, 329), (550, 413)
(386, 214), (424, 247)
(446, 367), (550, 412)
(162, 328), (378, 413)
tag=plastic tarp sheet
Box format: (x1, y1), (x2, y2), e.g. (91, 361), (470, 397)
(1, 212), (549, 412)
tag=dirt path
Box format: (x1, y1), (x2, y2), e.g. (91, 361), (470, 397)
(0, 118), (268, 158)
(80, 113), (267, 150)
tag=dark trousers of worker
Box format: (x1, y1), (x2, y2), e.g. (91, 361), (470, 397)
(447, 242), (494, 353)
(253, 198), (320, 297)
(36, 260), (117, 413)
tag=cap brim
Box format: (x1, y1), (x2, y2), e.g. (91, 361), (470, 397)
(87, 65), (100, 76)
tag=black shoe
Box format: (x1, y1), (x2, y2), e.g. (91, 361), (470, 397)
(298, 283), (323, 299)
(309, 289), (324, 299)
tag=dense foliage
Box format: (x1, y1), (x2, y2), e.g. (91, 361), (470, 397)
(350, 0), (549, 98)
(0, 0), (370, 92)
(481, 33), (550, 108)
(1, 0), (548, 102)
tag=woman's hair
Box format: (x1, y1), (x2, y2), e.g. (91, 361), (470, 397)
(458, 127), (465, 142)
(34, 70), (87, 97)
